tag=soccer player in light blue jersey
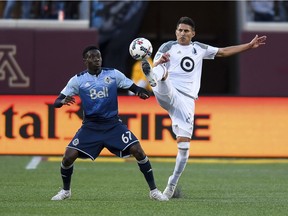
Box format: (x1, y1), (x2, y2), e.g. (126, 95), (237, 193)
(51, 45), (168, 201)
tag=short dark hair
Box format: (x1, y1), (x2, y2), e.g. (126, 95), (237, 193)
(176, 17), (195, 31)
(82, 45), (99, 58)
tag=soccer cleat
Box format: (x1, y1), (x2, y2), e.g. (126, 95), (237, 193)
(149, 188), (169, 201)
(163, 184), (176, 199)
(51, 189), (71, 201)
(141, 59), (157, 87)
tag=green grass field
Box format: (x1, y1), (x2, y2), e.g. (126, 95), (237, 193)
(0, 156), (288, 216)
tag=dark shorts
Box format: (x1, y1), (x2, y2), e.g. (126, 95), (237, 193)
(67, 118), (139, 160)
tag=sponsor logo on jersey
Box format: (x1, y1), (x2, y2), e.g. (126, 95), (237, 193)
(180, 56), (195, 72)
(90, 87), (109, 99)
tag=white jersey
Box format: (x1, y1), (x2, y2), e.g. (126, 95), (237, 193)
(154, 41), (219, 99)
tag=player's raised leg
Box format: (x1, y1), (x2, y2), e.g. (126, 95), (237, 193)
(141, 59), (168, 87)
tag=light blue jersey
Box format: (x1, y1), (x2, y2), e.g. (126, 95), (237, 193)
(61, 68), (133, 120)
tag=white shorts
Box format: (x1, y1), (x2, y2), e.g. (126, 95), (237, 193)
(152, 79), (195, 138)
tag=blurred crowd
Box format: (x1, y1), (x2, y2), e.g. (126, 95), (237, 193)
(248, 0), (288, 22)
(1, 1), (288, 22)
(0, 0), (150, 92)
(0, 1), (87, 20)
(1, 0), (287, 96)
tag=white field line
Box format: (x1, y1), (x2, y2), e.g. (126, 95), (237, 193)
(25, 156), (42, 170)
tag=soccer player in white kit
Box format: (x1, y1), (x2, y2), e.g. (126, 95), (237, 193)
(141, 16), (267, 199)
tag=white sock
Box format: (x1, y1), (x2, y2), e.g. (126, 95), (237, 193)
(169, 146), (189, 186)
(153, 64), (166, 81)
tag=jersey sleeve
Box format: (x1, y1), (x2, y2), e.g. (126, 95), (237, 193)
(153, 41), (174, 64)
(60, 75), (79, 96)
(114, 69), (134, 89)
(194, 41), (219, 59)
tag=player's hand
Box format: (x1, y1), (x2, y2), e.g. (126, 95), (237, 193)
(61, 96), (76, 106)
(154, 53), (170, 67)
(136, 88), (150, 100)
(161, 53), (170, 62)
(249, 35), (267, 48)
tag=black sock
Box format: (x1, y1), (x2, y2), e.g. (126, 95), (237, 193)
(137, 156), (156, 190)
(60, 163), (74, 190)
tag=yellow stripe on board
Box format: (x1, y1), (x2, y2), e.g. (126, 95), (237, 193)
(47, 157), (127, 163)
(47, 157), (288, 164)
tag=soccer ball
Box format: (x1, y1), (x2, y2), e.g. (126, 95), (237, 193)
(129, 37), (153, 60)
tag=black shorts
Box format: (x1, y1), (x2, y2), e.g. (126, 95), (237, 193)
(67, 119), (139, 160)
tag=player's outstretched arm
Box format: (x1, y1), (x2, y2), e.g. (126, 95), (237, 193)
(216, 35), (267, 58)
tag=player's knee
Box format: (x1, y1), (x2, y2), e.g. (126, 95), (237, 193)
(62, 149), (78, 166)
(129, 143), (146, 160)
(177, 136), (191, 143)
(62, 157), (74, 167)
